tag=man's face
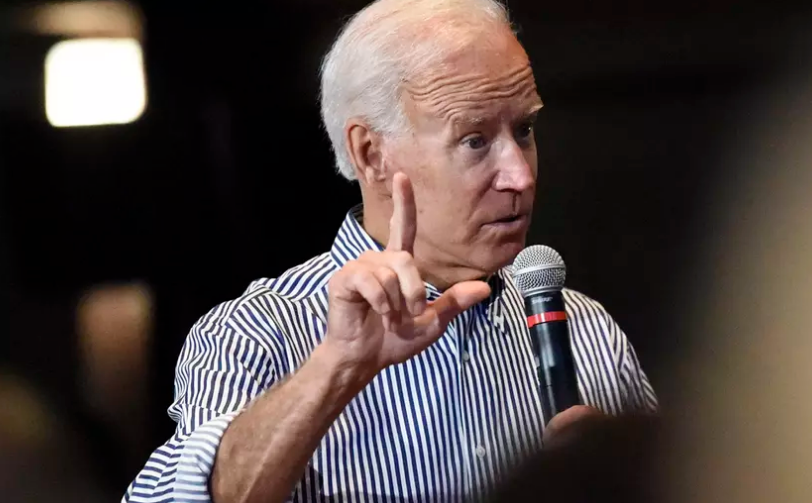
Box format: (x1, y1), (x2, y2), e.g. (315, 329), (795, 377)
(387, 29), (542, 280)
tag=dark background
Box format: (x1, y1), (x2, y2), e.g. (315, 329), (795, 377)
(2, 0), (810, 499)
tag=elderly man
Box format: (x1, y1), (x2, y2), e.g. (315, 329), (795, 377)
(124, 0), (657, 501)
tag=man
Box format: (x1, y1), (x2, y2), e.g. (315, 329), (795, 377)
(124, 0), (657, 501)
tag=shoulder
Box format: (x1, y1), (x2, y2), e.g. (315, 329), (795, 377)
(562, 287), (618, 332)
(561, 287), (627, 357)
(191, 252), (335, 346)
(562, 288), (610, 321)
(242, 251), (336, 301)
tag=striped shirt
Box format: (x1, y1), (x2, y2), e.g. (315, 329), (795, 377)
(123, 204), (658, 503)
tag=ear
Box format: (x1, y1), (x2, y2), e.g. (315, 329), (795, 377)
(345, 118), (389, 184)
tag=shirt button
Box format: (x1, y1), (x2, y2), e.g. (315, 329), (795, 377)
(475, 445), (486, 458)
(462, 351), (470, 362)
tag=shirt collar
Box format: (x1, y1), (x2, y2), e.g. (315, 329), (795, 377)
(330, 204), (383, 267)
(330, 204), (512, 323)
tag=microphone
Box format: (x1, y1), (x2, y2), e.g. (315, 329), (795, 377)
(512, 245), (580, 425)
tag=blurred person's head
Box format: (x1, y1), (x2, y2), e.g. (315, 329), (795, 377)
(662, 63), (812, 503)
(489, 413), (664, 503)
(320, 0), (542, 288)
(482, 24), (812, 503)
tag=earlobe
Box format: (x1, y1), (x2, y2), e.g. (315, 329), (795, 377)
(346, 119), (386, 184)
(371, 158), (389, 183)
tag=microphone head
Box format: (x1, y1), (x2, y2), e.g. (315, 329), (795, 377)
(512, 245), (567, 297)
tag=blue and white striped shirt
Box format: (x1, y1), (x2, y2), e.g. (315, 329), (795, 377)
(124, 205), (657, 503)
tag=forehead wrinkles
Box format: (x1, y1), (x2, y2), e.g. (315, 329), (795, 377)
(405, 65), (538, 122)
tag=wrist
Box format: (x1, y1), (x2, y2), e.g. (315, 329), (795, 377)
(309, 341), (377, 403)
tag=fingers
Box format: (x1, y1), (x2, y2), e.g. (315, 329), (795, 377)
(344, 270), (407, 335)
(362, 251), (426, 316)
(339, 254), (426, 321)
(386, 172), (417, 255)
(383, 172), (421, 313)
(542, 405), (602, 448)
(388, 252), (426, 315)
(372, 267), (402, 315)
(434, 281), (492, 324)
(415, 281), (491, 336)
(345, 270), (392, 316)
(353, 259), (489, 334)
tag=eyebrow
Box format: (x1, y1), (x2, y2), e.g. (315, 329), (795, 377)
(452, 101), (545, 127)
(452, 114), (487, 126)
(525, 101), (545, 119)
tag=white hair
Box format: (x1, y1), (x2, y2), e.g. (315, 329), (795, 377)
(319, 0), (513, 181)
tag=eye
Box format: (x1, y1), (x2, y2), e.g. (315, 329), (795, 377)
(515, 121), (534, 140)
(463, 135), (488, 150)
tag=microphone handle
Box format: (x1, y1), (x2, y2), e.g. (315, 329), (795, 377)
(525, 291), (580, 425)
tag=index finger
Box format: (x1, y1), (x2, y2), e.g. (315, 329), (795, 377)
(386, 172), (417, 254)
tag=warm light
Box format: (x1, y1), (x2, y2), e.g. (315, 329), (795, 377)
(45, 38), (146, 127)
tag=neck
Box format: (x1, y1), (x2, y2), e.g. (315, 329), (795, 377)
(360, 191), (489, 291)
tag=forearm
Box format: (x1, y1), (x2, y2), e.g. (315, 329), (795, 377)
(210, 341), (371, 503)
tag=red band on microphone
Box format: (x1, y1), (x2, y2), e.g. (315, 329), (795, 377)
(527, 311), (567, 328)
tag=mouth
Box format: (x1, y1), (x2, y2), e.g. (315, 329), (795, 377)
(495, 215), (523, 224)
(486, 214), (529, 231)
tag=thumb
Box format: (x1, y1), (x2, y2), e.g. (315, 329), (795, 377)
(415, 281), (491, 336)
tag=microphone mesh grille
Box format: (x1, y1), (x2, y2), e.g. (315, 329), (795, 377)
(512, 245), (566, 296)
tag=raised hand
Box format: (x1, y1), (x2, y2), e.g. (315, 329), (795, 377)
(324, 172), (491, 375)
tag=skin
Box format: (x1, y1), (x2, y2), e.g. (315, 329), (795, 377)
(354, 25), (543, 289)
(210, 22), (596, 503)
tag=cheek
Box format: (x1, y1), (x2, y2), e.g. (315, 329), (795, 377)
(393, 140), (487, 239)
(526, 150), (538, 177)
(420, 164), (494, 220)
(414, 183), (478, 244)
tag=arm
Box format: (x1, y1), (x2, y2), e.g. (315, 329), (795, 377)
(211, 340), (369, 503)
(618, 335), (658, 412)
(213, 174), (489, 502)
(122, 314), (370, 503)
(605, 313), (659, 412)
(122, 321), (273, 503)
(125, 173), (489, 503)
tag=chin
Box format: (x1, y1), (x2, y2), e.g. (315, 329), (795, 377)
(472, 239), (526, 273)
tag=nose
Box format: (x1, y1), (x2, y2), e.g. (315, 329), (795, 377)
(493, 139), (535, 193)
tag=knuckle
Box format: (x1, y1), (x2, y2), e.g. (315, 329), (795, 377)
(328, 268), (348, 287)
(370, 286), (388, 306)
(333, 261), (370, 285)
(347, 259), (376, 275)
(407, 285), (426, 301)
(327, 275), (340, 290)
(358, 250), (378, 262)
(377, 267), (398, 286)
(340, 259), (360, 274)
(392, 250), (414, 267)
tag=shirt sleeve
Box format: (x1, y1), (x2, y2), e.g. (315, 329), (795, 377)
(606, 314), (659, 413)
(122, 316), (278, 503)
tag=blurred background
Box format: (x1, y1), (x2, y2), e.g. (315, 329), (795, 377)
(2, 0), (812, 500)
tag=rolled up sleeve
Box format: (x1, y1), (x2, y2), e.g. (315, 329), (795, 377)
(123, 315), (279, 503)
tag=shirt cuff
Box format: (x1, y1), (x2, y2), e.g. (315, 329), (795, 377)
(173, 409), (243, 502)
